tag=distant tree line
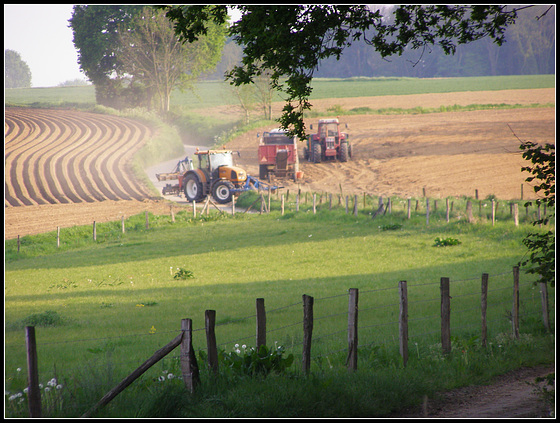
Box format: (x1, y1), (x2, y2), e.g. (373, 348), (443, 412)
(205, 5), (555, 81)
(5, 49), (32, 88)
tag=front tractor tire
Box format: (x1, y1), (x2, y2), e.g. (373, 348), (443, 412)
(212, 180), (235, 204)
(184, 173), (204, 202)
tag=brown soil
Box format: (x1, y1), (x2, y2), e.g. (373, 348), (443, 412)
(4, 88), (555, 240)
(222, 89), (555, 201)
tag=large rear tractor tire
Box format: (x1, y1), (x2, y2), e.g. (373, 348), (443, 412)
(339, 142), (349, 162)
(184, 173), (205, 202)
(312, 142), (322, 163)
(212, 180), (235, 204)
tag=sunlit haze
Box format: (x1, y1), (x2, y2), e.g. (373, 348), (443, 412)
(4, 4), (87, 88)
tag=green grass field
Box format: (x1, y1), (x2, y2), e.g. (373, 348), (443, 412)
(4, 75), (555, 417)
(4, 194), (555, 417)
(5, 74), (555, 110)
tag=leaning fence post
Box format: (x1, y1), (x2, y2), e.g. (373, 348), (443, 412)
(539, 281), (551, 332)
(302, 294), (314, 375)
(398, 281), (408, 367)
(181, 318), (199, 393)
(481, 273), (489, 347)
(512, 266), (520, 339)
(347, 288), (359, 371)
(440, 277), (451, 355)
(256, 298), (266, 348)
(26, 326), (42, 418)
(205, 310), (219, 374)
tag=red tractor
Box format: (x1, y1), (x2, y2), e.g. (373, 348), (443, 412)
(257, 128), (299, 180)
(304, 118), (351, 163)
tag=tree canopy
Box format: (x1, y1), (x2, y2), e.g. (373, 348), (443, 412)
(5, 49), (32, 88)
(69, 5), (226, 110)
(161, 5), (548, 139)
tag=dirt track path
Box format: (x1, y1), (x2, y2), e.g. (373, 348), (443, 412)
(396, 365), (555, 418)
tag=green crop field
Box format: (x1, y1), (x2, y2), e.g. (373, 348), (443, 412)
(5, 74), (555, 110)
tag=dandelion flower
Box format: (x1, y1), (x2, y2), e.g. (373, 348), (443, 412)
(56, 385), (63, 390)
(167, 373), (174, 379)
(158, 376), (165, 382)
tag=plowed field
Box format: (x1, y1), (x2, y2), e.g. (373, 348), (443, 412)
(222, 88), (555, 201)
(4, 108), (169, 239)
(4, 88), (555, 239)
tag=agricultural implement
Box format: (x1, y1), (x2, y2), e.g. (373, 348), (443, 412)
(157, 149), (281, 204)
(304, 118), (351, 163)
(257, 128), (300, 181)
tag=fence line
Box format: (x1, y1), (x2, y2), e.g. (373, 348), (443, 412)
(8, 185), (549, 252)
(18, 266), (554, 417)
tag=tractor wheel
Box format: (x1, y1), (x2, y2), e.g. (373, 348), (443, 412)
(184, 174), (204, 202)
(259, 164), (268, 180)
(212, 180), (235, 204)
(339, 142), (349, 162)
(312, 143), (322, 163)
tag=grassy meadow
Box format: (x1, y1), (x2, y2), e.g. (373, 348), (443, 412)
(4, 75), (555, 417)
(4, 194), (555, 417)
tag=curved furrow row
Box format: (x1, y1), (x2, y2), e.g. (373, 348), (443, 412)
(4, 108), (154, 208)
(6, 111), (56, 206)
(97, 114), (152, 200)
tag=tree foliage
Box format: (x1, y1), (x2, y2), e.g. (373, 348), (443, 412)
(5, 49), (32, 88)
(518, 141), (555, 286)
(116, 7), (226, 112)
(69, 5), (226, 111)
(161, 5), (539, 139)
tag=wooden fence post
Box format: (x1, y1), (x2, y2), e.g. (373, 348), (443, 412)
(491, 200), (495, 226)
(26, 326), (41, 418)
(313, 194), (317, 214)
(539, 281), (551, 332)
(121, 215), (125, 233)
(514, 203), (519, 226)
(466, 200), (474, 223)
(181, 318), (199, 393)
(302, 294), (314, 375)
(512, 266), (520, 339)
(205, 310), (219, 374)
(329, 193), (332, 210)
(481, 273), (489, 347)
(354, 194), (358, 216)
(193, 201), (196, 218)
(170, 205), (175, 222)
(347, 288), (359, 371)
(82, 332), (184, 417)
(345, 195), (349, 214)
(256, 298), (266, 348)
(407, 199), (411, 219)
(440, 277), (451, 355)
(281, 194), (285, 216)
(398, 281), (408, 367)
